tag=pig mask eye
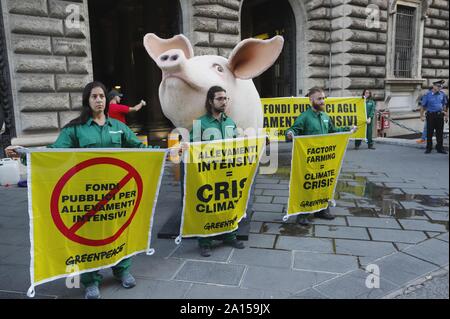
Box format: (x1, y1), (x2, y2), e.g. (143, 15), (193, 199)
(213, 64), (224, 73)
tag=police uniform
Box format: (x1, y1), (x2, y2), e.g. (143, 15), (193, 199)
(421, 81), (448, 153)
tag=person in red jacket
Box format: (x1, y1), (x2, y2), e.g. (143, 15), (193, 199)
(108, 90), (147, 124)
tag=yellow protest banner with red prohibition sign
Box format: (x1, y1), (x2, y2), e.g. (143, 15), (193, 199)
(285, 132), (351, 219)
(26, 149), (166, 297)
(179, 137), (265, 240)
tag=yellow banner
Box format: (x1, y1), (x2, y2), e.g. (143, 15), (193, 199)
(180, 137), (265, 238)
(27, 150), (166, 295)
(261, 97), (367, 141)
(286, 133), (351, 217)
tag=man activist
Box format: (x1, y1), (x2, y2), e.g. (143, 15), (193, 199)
(108, 90), (147, 125)
(188, 86), (245, 257)
(285, 86), (357, 225)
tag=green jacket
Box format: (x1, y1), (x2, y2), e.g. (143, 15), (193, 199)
(48, 117), (156, 149)
(189, 113), (237, 142)
(365, 99), (376, 119)
(20, 117), (156, 165)
(285, 107), (350, 138)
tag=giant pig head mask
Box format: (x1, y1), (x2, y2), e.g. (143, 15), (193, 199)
(143, 33), (284, 133)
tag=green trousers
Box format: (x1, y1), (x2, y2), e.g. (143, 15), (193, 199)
(198, 231), (237, 247)
(80, 257), (131, 287)
(355, 120), (374, 147)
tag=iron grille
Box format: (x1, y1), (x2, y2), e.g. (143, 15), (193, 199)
(394, 6), (416, 78)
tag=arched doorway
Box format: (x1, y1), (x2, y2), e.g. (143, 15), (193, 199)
(88, 0), (181, 145)
(241, 0), (296, 98)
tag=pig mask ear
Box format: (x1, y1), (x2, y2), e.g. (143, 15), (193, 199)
(143, 33), (194, 61)
(227, 36), (284, 80)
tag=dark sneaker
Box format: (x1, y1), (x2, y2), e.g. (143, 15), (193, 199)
(200, 246), (211, 257)
(223, 238), (245, 249)
(315, 209), (335, 220)
(118, 272), (136, 289)
(368, 145), (376, 150)
(425, 149), (432, 154)
(437, 149), (447, 154)
(297, 215), (311, 226)
(85, 284), (101, 299)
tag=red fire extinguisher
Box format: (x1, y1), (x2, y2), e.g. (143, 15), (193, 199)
(377, 110), (390, 136)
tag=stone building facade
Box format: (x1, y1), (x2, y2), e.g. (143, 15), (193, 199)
(1, 0), (92, 149)
(1, 0), (449, 148)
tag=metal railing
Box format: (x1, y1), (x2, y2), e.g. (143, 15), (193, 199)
(378, 111), (449, 139)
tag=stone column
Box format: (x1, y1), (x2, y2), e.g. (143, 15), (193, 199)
(421, 0), (449, 89)
(191, 0), (241, 58)
(329, 0), (388, 100)
(303, 0), (333, 91)
(0, 0), (14, 155)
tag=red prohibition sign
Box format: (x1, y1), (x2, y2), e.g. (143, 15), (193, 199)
(50, 157), (143, 246)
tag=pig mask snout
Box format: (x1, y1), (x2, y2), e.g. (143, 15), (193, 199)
(157, 49), (186, 73)
(160, 54), (179, 62)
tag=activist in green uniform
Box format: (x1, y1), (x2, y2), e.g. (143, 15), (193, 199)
(355, 89), (376, 150)
(6, 81), (158, 299)
(48, 117), (148, 149)
(188, 86), (245, 257)
(52, 82), (160, 300)
(189, 112), (237, 142)
(285, 86), (356, 224)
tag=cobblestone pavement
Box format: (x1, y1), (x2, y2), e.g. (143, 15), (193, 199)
(0, 143), (448, 299)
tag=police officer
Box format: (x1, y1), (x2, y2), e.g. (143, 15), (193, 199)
(285, 87), (357, 224)
(188, 86), (245, 257)
(420, 80), (448, 154)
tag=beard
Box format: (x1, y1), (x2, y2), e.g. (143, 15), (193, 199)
(312, 103), (325, 112)
(213, 105), (226, 113)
